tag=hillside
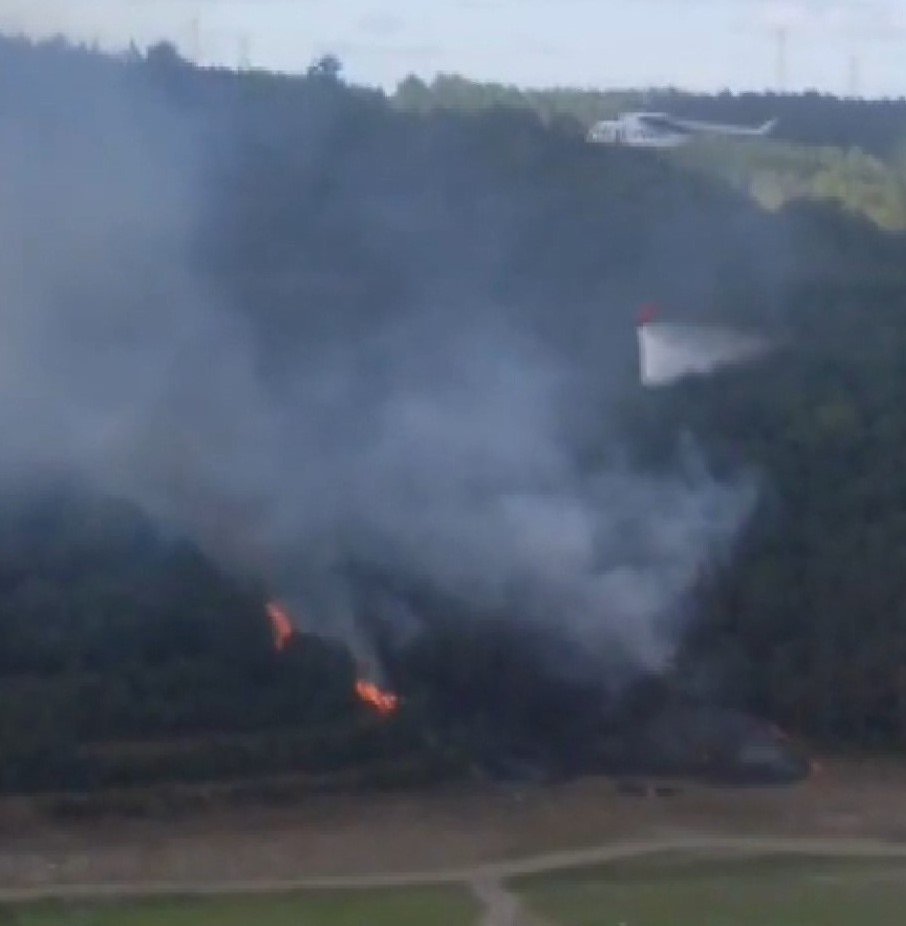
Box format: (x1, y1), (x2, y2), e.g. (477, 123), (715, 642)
(670, 138), (906, 230)
(395, 75), (906, 229)
(1, 36), (906, 797)
(394, 75), (906, 156)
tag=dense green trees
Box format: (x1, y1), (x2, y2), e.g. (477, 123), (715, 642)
(0, 481), (397, 792)
(392, 75), (906, 229)
(671, 139), (906, 230)
(384, 70), (906, 754)
(634, 281), (906, 748)
(392, 76), (906, 157)
(1, 35), (906, 797)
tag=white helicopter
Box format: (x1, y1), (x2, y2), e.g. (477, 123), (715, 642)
(588, 112), (778, 148)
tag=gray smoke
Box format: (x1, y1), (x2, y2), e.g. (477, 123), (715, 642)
(0, 45), (755, 675)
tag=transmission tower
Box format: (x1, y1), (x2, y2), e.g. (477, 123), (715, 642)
(774, 26), (789, 92)
(189, 15), (202, 62)
(848, 52), (862, 98)
(238, 32), (252, 71)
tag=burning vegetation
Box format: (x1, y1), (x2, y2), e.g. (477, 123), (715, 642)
(4, 37), (882, 801)
(267, 602), (295, 653)
(267, 601), (401, 720)
(269, 584), (807, 787)
(0, 478), (806, 797)
(354, 680), (402, 718)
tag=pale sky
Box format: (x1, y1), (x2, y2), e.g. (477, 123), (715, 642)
(1, 0), (904, 97)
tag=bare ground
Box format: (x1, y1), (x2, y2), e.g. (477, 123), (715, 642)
(2, 755), (906, 899)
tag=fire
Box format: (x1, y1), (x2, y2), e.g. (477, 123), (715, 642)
(266, 600), (401, 718)
(267, 601), (295, 652)
(355, 679), (401, 718)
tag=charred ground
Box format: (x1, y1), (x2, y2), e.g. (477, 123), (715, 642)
(0, 38), (903, 798)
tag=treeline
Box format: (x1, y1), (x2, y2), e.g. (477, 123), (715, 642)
(395, 75), (906, 230)
(394, 74), (906, 157)
(671, 139), (906, 230)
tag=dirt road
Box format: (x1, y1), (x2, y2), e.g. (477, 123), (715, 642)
(470, 876), (545, 926)
(1, 835), (905, 904)
(3, 759), (906, 908)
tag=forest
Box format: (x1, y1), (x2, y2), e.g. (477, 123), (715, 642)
(1, 35), (906, 796)
(395, 74), (906, 229)
(394, 73), (906, 156)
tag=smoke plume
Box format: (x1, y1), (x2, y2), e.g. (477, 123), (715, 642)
(0, 41), (756, 679)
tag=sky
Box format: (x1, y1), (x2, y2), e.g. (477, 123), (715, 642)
(0, 0), (904, 97)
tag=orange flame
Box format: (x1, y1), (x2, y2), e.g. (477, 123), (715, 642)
(266, 600), (400, 717)
(355, 679), (401, 718)
(267, 602), (295, 652)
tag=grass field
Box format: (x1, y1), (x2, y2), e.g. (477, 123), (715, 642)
(0, 886), (478, 926)
(516, 852), (906, 926)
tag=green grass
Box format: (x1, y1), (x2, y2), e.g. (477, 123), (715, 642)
(516, 852), (906, 926)
(0, 886), (478, 926)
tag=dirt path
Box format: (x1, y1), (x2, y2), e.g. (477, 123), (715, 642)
(1, 835), (906, 904)
(470, 876), (548, 926)
(4, 762), (906, 903)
